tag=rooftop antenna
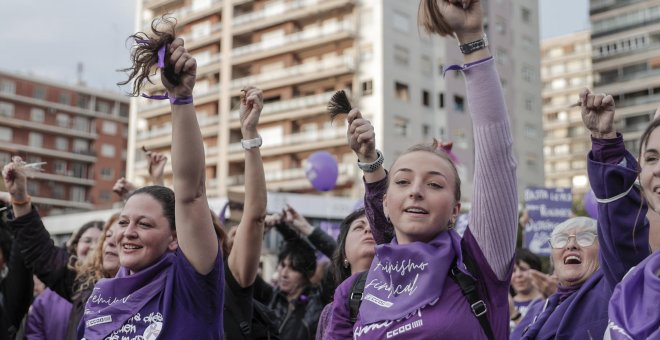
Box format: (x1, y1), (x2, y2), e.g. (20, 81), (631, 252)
(76, 62), (85, 86)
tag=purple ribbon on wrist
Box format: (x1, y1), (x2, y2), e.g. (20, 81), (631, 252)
(442, 56), (494, 77)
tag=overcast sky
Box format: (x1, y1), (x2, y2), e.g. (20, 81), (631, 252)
(0, 0), (589, 91)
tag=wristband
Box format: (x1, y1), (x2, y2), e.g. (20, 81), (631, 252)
(11, 195), (31, 206)
(357, 150), (384, 173)
(459, 34), (488, 54)
(169, 95), (193, 105)
(241, 135), (262, 150)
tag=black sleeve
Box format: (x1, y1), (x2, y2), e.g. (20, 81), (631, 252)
(251, 273), (275, 305)
(11, 207), (76, 301)
(307, 228), (337, 260)
(1, 226), (33, 330)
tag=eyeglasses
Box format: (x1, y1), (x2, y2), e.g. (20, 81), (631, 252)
(549, 231), (597, 249)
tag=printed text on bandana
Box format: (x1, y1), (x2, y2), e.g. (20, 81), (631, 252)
(365, 259), (428, 302)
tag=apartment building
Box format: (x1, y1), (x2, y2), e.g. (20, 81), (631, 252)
(590, 0), (660, 152)
(0, 70), (129, 216)
(541, 31), (593, 195)
(129, 0), (544, 206)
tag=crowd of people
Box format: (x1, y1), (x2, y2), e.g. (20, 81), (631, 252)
(0, 0), (657, 339)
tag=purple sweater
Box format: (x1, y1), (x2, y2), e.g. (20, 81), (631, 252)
(328, 58), (517, 339)
(511, 136), (650, 339)
(26, 288), (72, 340)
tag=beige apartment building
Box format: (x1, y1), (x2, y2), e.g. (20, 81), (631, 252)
(0, 70), (129, 216)
(129, 0), (544, 205)
(590, 0), (660, 152)
(541, 31), (593, 196)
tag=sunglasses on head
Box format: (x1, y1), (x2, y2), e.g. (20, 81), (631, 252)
(549, 231), (597, 249)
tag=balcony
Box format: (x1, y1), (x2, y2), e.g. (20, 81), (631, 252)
(137, 114), (219, 141)
(31, 171), (95, 186)
(32, 196), (95, 210)
(232, 0), (354, 34)
(143, 0), (183, 10)
(0, 116), (97, 139)
(181, 22), (223, 50)
(0, 142), (96, 163)
(143, 0), (222, 27)
(231, 20), (354, 64)
(228, 127), (345, 154)
(138, 83), (221, 117)
(230, 56), (354, 93)
(229, 90), (339, 124)
(226, 162), (355, 188)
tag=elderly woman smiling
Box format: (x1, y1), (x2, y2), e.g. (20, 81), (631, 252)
(511, 89), (650, 339)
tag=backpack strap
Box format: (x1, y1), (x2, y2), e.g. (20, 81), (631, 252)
(224, 282), (251, 339)
(448, 245), (495, 340)
(348, 271), (368, 323)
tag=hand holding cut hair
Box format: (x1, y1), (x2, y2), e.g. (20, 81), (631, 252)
(1, 156), (29, 201)
(162, 38), (196, 98)
(579, 88), (616, 139)
(347, 108), (378, 163)
(239, 86), (263, 138)
(146, 151), (168, 185)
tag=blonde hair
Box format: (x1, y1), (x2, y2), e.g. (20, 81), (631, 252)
(73, 213), (120, 297)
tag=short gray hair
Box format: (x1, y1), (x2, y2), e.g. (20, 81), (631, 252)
(551, 216), (597, 237)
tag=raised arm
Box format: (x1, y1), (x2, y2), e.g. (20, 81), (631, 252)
(228, 86), (267, 287)
(581, 88), (650, 286)
(165, 38), (217, 274)
(146, 149), (168, 186)
(281, 204), (337, 258)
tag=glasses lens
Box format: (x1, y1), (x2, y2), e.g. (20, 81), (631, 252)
(576, 232), (596, 247)
(550, 235), (568, 249)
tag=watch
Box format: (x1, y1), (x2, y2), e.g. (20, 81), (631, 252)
(241, 135), (262, 150)
(357, 150), (384, 173)
(459, 34), (489, 54)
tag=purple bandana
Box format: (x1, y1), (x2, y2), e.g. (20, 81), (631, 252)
(556, 282), (582, 303)
(81, 252), (174, 339)
(607, 251), (660, 340)
(358, 229), (466, 324)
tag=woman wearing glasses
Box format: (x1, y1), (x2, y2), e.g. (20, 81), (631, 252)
(511, 89), (650, 339)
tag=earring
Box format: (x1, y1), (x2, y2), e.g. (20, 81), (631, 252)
(343, 258), (350, 268)
(448, 218), (456, 229)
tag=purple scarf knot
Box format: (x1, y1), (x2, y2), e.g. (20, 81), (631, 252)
(358, 229), (466, 324)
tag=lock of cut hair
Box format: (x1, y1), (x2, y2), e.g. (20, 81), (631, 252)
(327, 90), (352, 121)
(117, 15), (180, 96)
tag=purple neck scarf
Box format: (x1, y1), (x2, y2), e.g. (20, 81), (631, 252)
(358, 229), (466, 324)
(607, 251), (660, 340)
(556, 282), (582, 303)
(81, 252), (175, 339)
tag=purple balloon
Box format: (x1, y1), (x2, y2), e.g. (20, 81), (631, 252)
(305, 151), (338, 191)
(583, 189), (598, 219)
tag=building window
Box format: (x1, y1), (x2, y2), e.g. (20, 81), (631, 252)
(394, 117), (408, 137)
(525, 97), (534, 111)
(394, 45), (410, 66)
(495, 16), (506, 34)
(54, 160), (67, 175)
(58, 93), (70, 105)
(422, 124), (430, 138)
(73, 139), (88, 153)
(26, 155), (41, 164)
(522, 65), (535, 82)
(28, 132), (43, 148)
(100, 190), (112, 202)
(27, 181), (40, 196)
(0, 127), (11, 142)
(100, 167), (114, 180)
(521, 7), (531, 23)
(395, 82), (410, 102)
(95, 101), (111, 114)
(361, 80), (373, 96)
(77, 94), (90, 109)
(0, 152), (11, 164)
(30, 108), (45, 122)
(119, 103), (129, 118)
(101, 144), (116, 157)
(422, 90), (431, 107)
(71, 162), (88, 178)
(33, 86), (47, 100)
(438, 93), (444, 108)
(0, 80), (15, 94)
(71, 186), (86, 202)
(52, 184), (65, 200)
(453, 95), (465, 112)
(74, 116), (91, 132)
(56, 113), (70, 128)
(55, 137), (69, 151)
(0, 102), (14, 117)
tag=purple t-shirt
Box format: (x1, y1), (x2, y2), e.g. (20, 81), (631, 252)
(26, 288), (73, 340)
(81, 247), (224, 339)
(327, 229), (511, 339)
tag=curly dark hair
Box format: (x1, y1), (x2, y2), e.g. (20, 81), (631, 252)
(117, 15), (181, 96)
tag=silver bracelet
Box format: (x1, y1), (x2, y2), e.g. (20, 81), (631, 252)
(357, 150), (384, 173)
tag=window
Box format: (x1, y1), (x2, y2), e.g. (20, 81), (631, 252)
(55, 137), (69, 151)
(0, 102), (14, 117)
(422, 124), (430, 138)
(100, 167), (114, 180)
(77, 94), (90, 109)
(394, 45), (409, 66)
(438, 93), (444, 108)
(422, 90), (431, 107)
(0, 80), (15, 94)
(30, 108), (45, 122)
(0, 127), (12, 142)
(95, 101), (111, 114)
(74, 116), (90, 132)
(56, 113), (70, 128)
(522, 65), (535, 82)
(495, 16), (506, 34)
(73, 139), (88, 153)
(71, 186), (86, 202)
(361, 80), (373, 96)
(27, 181), (40, 196)
(58, 93), (70, 105)
(394, 117), (408, 136)
(102, 121), (117, 135)
(28, 132), (42, 148)
(26, 155), (41, 164)
(393, 11), (410, 33)
(572, 175), (588, 188)
(521, 7), (531, 23)
(101, 144), (116, 157)
(395, 82), (410, 102)
(119, 103), (129, 118)
(33, 86), (47, 99)
(0, 152), (10, 164)
(52, 184), (65, 199)
(71, 162), (88, 178)
(54, 160), (67, 175)
(453, 95), (465, 112)
(525, 97), (534, 111)
(100, 190), (112, 202)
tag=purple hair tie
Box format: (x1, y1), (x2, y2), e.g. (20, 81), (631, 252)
(135, 39), (167, 69)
